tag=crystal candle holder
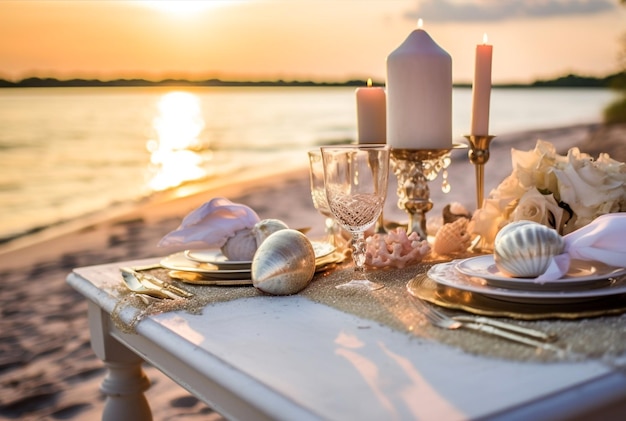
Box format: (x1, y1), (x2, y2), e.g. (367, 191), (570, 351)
(390, 147), (460, 240)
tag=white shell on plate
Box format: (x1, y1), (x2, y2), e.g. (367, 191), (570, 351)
(494, 220), (565, 278)
(253, 218), (289, 244)
(251, 229), (316, 295)
(221, 228), (257, 261)
(221, 218), (289, 261)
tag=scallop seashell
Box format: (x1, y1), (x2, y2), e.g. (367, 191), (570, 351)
(494, 221), (565, 278)
(433, 218), (472, 256)
(251, 229), (316, 295)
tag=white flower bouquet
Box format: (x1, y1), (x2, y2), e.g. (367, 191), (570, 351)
(469, 140), (626, 248)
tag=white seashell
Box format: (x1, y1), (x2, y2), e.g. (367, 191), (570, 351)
(494, 221), (565, 278)
(220, 228), (257, 261)
(221, 218), (289, 261)
(433, 218), (472, 256)
(253, 218), (289, 244)
(251, 229), (316, 295)
(442, 202), (471, 224)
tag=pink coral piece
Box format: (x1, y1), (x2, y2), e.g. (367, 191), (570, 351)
(365, 228), (430, 269)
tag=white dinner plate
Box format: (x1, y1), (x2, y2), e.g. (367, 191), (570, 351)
(161, 252), (251, 279)
(428, 261), (626, 304)
(455, 255), (626, 291)
(184, 241), (336, 270)
(184, 249), (250, 270)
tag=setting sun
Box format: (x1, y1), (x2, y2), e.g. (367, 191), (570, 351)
(137, 0), (230, 16)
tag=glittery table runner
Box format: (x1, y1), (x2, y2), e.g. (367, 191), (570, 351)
(113, 261), (626, 365)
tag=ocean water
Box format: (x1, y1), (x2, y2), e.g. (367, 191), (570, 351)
(0, 86), (617, 244)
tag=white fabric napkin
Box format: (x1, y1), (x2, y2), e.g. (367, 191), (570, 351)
(537, 213), (626, 282)
(158, 197), (260, 249)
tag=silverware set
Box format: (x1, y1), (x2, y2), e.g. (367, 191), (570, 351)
(120, 267), (194, 300)
(408, 294), (563, 354)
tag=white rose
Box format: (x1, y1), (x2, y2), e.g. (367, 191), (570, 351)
(553, 148), (626, 229)
(511, 140), (561, 192)
(512, 188), (565, 232)
(469, 198), (509, 247)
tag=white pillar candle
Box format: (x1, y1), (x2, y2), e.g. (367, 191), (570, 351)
(386, 20), (452, 149)
(356, 78), (387, 144)
(470, 34), (493, 136)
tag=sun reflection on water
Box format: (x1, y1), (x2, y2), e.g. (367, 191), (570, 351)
(147, 91), (210, 191)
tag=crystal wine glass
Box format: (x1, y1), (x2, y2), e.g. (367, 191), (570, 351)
(308, 149), (341, 247)
(321, 144), (389, 290)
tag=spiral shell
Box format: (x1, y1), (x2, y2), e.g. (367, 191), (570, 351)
(433, 218), (472, 256)
(494, 221), (565, 278)
(251, 229), (316, 295)
(442, 202), (471, 224)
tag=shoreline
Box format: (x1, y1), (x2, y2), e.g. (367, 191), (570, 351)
(1, 121), (624, 420)
(0, 121), (619, 268)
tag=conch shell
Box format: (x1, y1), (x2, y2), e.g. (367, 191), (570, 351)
(442, 202), (471, 224)
(221, 219), (288, 261)
(494, 220), (565, 278)
(433, 218), (472, 256)
(251, 229), (316, 295)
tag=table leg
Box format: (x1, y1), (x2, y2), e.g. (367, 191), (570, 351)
(88, 301), (152, 421)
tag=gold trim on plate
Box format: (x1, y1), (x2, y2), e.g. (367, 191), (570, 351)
(407, 274), (626, 320)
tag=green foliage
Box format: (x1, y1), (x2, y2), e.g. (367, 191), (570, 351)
(604, 95), (626, 124)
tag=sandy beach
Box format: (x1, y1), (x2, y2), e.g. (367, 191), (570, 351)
(0, 123), (624, 420)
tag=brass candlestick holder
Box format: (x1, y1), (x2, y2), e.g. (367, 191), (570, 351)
(390, 146), (464, 240)
(464, 135), (495, 209)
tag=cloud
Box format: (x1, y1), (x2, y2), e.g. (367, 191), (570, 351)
(406, 0), (618, 23)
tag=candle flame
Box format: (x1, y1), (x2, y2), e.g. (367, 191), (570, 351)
(367, 78), (372, 88)
(483, 33), (488, 44)
(417, 18), (423, 29)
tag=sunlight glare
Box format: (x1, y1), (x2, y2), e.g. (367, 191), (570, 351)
(138, 0), (229, 15)
(148, 91), (210, 191)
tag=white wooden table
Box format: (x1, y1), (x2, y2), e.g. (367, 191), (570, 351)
(67, 258), (626, 421)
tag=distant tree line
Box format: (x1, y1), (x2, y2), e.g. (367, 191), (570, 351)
(0, 77), (377, 88)
(0, 72), (622, 89)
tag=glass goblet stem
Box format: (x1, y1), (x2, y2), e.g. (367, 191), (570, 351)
(325, 217), (338, 247)
(351, 231), (367, 270)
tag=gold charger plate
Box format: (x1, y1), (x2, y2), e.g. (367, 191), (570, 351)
(407, 273), (626, 320)
(166, 249), (347, 286)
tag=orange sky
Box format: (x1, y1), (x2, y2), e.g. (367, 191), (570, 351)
(0, 0), (624, 84)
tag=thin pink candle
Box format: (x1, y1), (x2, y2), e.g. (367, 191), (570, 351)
(470, 33), (493, 136)
(356, 78), (387, 144)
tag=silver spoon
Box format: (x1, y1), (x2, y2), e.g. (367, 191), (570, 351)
(120, 269), (173, 299)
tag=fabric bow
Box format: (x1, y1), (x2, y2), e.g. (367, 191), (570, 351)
(537, 213), (626, 282)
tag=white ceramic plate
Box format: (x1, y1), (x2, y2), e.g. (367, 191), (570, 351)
(184, 249), (250, 270)
(428, 261), (626, 304)
(455, 255), (626, 291)
(184, 241), (336, 270)
(161, 252), (251, 279)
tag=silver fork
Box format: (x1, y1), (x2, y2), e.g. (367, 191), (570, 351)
(409, 296), (564, 354)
